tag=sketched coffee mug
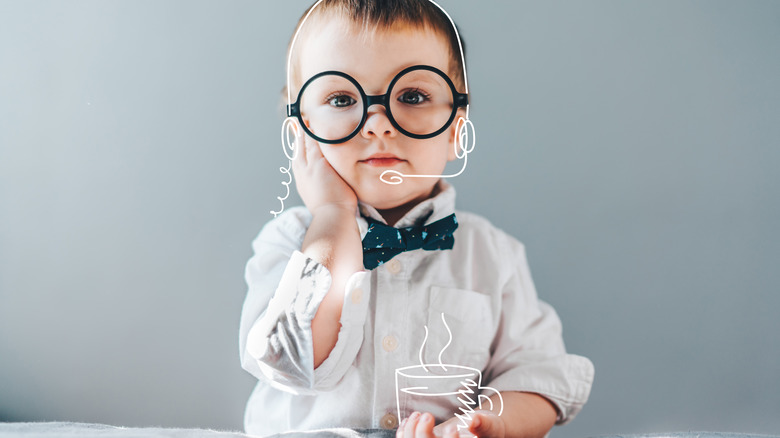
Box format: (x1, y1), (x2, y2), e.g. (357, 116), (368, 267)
(395, 364), (503, 430)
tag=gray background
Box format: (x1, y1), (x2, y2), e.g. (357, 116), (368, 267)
(1, 0), (778, 436)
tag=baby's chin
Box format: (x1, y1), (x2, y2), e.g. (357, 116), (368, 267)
(350, 173), (441, 212)
(356, 195), (405, 211)
(356, 186), (436, 213)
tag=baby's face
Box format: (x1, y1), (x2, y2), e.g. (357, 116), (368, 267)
(296, 17), (460, 212)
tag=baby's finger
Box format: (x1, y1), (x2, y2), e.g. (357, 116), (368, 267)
(441, 424), (459, 438)
(304, 136), (325, 164)
(396, 414), (413, 438)
(291, 140), (305, 176)
(468, 412), (504, 438)
(402, 412), (420, 438)
(413, 413), (435, 438)
(298, 132), (310, 161)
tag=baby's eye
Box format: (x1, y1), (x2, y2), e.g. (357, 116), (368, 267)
(326, 93), (356, 108)
(398, 89), (431, 105)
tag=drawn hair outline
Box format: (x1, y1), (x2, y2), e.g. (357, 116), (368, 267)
(272, 0), (475, 215)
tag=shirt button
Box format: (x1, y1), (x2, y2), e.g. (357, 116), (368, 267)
(350, 288), (363, 304)
(380, 412), (399, 429)
(386, 259), (401, 274)
(382, 335), (398, 352)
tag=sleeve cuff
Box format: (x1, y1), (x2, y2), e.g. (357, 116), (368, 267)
(245, 251), (371, 393)
(312, 269), (371, 388)
(488, 354), (595, 425)
(244, 251), (332, 392)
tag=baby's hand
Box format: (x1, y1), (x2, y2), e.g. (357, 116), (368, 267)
(397, 411), (506, 438)
(397, 412), (456, 438)
(455, 410), (506, 438)
(291, 131), (357, 216)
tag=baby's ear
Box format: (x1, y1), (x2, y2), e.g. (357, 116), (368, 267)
(447, 112), (467, 161)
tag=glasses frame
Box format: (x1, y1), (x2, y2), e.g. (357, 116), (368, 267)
(287, 64), (469, 145)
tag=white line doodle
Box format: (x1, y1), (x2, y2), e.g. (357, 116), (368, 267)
(378, 1), (475, 185)
(271, 0), (324, 217)
(419, 325), (430, 373)
(271, 118), (300, 217)
(286, 0), (325, 108)
(395, 313), (503, 435)
(273, 0), (476, 215)
(379, 117), (476, 185)
(438, 312), (453, 370)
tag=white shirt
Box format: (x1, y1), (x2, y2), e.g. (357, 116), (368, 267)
(239, 182), (594, 436)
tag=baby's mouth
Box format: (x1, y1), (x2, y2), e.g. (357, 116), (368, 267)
(360, 154), (406, 167)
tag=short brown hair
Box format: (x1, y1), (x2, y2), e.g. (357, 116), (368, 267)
(286, 0), (467, 96)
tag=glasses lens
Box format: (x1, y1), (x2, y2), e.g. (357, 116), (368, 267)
(389, 69), (454, 137)
(299, 74), (364, 142)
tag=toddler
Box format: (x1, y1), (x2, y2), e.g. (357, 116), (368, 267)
(239, 1), (594, 437)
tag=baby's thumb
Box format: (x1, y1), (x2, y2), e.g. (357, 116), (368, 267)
(469, 413), (502, 438)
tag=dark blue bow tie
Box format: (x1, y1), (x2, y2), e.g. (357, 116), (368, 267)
(361, 213), (458, 270)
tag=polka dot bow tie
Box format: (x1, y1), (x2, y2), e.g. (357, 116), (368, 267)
(361, 213), (458, 270)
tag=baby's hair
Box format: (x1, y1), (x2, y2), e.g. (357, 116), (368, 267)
(271, 0), (474, 216)
(285, 0), (466, 96)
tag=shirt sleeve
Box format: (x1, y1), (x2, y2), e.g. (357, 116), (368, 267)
(483, 235), (595, 425)
(238, 209), (371, 395)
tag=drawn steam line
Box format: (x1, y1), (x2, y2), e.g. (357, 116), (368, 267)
(417, 312), (454, 371)
(438, 312), (453, 369)
(419, 326), (429, 372)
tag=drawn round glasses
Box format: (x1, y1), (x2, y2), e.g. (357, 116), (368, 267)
(286, 65), (469, 145)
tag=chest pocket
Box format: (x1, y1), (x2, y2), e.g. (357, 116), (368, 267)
(422, 286), (495, 371)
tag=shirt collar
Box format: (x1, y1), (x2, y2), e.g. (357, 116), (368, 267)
(356, 180), (456, 237)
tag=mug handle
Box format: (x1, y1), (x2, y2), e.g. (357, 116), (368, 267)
(476, 385), (504, 416)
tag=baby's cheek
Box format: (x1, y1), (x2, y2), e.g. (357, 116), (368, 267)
(317, 147), (348, 171)
(424, 149), (452, 175)
(320, 150), (362, 189)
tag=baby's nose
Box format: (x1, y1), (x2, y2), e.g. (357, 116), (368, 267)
(362, 104), (397, 139)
